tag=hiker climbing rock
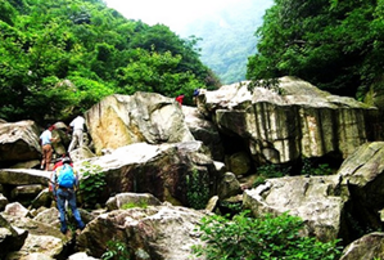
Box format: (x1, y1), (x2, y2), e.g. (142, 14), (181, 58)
(50, 156), (85, 236)
(175, 94), (185, 106)
(39, 124), (58, 171)
(68, 115), (86, 153)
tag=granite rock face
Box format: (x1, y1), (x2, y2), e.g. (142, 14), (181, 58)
(198, 76), (380, 165)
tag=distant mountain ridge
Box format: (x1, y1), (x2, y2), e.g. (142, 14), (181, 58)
(179, 0), (273, 84)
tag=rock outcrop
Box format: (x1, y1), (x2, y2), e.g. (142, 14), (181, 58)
(85, 92), (195, 155)
(0, 121), (41, 167)
(198, 76), (380, 166)
(76, 141), (218, 208)
(243, 175), (349, 242)
(76, 205), (207, 260)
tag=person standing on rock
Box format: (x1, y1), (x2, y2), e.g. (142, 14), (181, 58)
(67, 115), (86, 153)
(175, 94), (185, 106)
(39, 124), (57, 171)
(51, 156), (85, 236)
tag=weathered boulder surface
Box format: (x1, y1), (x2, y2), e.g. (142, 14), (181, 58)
(199, 76), (380, 164)
(338, 141), (384, 233)
(182, 105), (225, 161)
(68, 252), (99, 260)
(2, 213), (70, 260)
(243, 175), (349, 243)
(0, 120), (41, 167)
(339, 232), (384, 260)
(0, 214), (28, 259)
(76, 141), (218, 207)
(217, 172), (242, 200)
(0, 169), (50, 186)
(85, 92), (195, 155)
(76, 205), (207, 260)
(106, 192), (162, 211)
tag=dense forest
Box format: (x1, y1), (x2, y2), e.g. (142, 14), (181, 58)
(0, 0), (220, 124)
(2, 0), (383, 125)
(247, 0), (384, 101)
(180, 0), (273, 85)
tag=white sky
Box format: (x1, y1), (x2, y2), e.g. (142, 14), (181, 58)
(104, 0), (242, 32)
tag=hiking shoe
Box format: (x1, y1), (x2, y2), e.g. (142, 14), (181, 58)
(65, 230), (72, 239)
(75, 229), (82, 236)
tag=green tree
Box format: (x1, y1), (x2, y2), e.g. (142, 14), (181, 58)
(247, 0), (381, 99)
(0, 0), (216, 122)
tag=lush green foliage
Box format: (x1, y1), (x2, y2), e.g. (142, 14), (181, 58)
(0, 0), (218, 123)
(186, 168), (210, 210)
(301, 158), (334, 176)
(78, 162), (106, 209)
(101, 239), (131, 260)
(192, 211), (342, 260)
(253, 164), (290, 187)
(247, 0), (384, 99)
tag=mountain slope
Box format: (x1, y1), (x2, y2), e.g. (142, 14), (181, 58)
(180, 0), (273, 84)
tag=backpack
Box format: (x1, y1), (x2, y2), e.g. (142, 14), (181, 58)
(56, 164), (76, 188)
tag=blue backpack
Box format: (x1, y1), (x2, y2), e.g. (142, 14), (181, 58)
(57, 164), (76, 188)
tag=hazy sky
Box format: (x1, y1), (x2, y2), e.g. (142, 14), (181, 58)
(104, 0), (242, 32)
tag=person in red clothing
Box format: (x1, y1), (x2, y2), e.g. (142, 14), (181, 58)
(175, 94), (185, 106)
(52, 154), (73, 171)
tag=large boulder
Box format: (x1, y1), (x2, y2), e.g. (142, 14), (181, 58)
(338, 142), (384, 237)
(0, 120), (41, 167)
(76, 141), (218, 208)
(76, 205), (207, 260)
(339, 232), (384, 260)
(0, 169), (50, 186)
(0, 214), (28, 259)
(2, 214), (70, 259)
(243, 175), (350, 243)
(85, 92), (195, 155)
(105, 192), (162, 211)
(198, 76), (380, 165)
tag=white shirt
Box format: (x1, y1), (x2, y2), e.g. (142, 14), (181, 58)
(40, 129), (52, 145)
(70, 116), (85, 131)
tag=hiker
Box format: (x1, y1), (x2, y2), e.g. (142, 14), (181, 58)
(68, 115), (86, 153)
(193, 88), (200, 104)
(50, 156), (85, 236)
(39, 124), (57, 171)
(175, 94), (185, 106)
(52, 154), (73, 171)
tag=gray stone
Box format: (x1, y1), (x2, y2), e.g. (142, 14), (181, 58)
(85, 92), (195, 155)
(243, 175), (349, 242)
(76, 205), (207, 260)
(106, 192), (161, 211)
(199, 76), (379, 164)
(339, 232), (384, 260)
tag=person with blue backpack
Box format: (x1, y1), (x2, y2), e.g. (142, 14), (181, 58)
(50, 156), (85, 236)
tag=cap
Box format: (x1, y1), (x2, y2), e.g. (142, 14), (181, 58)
(62, 157), (71, 164)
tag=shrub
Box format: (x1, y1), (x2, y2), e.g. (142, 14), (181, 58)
(301, 158), (334, 176)
(78, 162), (106, 209)
(186, 168), (210, 210)
(101, 238), (131, 260)
(253, 164), (290, 188)
(192, 211), (342, 260)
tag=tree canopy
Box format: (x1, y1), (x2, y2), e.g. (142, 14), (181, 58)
(0, 0), (219, 124)
(247, 0), (384, 99)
